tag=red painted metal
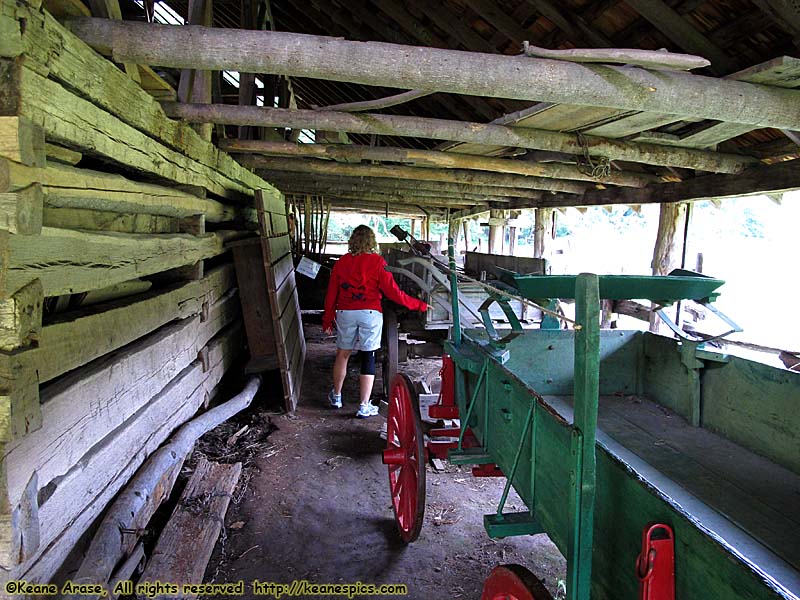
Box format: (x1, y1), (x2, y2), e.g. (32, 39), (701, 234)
(382, 374), (426, 543)
(429, 354), (458, 419)
(636, 524), (675, 600)
(481, 564), (553, 600)
(472, 463), (504, 477)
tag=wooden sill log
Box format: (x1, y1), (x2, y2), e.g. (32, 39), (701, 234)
(138, 459), (242, 600)
(64, 376), (262, 598)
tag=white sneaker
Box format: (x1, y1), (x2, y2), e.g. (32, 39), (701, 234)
(356, 403), (379, 418)
(328, 390), (342, 409)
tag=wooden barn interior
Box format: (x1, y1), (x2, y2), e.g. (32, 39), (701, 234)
(0, 0), (799, 598)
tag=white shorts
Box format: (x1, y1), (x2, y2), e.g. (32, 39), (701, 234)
(336, 309), (383, 351)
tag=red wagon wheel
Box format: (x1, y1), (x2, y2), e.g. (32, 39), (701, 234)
(481, 564), (553, 600)
(382, 373), (426, 543)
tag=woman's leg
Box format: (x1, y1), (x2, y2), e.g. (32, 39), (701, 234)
(333, 348), (352, 395)
(359, 375), (375, 406)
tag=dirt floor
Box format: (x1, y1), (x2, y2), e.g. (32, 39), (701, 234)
(198, 321), (566, 600)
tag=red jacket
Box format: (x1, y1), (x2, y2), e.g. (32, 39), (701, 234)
(323, 253), (427, 329)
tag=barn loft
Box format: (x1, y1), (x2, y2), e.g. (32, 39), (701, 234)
(0, 0), (799, 597)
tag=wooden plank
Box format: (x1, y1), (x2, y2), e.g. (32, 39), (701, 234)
(0, 116), (44, 167)
(231, 241), (278, 363)
(0, 159), (245, 223)
(3, 291), (238, 511)
(0, 183), (42, 235)
(0, 263), (234, 387)
(139, 458), (241, 595)
(43, 207), (179, 233)
(0, 3), (272, 196)
(0, 61), (251, 201)
(11, 323), (242, 581)
(0, 227), (230, 298)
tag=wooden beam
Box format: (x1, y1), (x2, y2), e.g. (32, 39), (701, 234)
(0, 117), (44, 167)
(184, 105), (755, 174)
(1, 159), (249, 223)
(0, 60), (254, 201)
(6, 264), (234, 387)
(0, 183), (42, 235)
(65, 19), (800, 130)
(622, 0), (738, 74)
(244, 156), (592, 194)
(0, 5), (271, 196)
(261, 172), (544, 199)
(262, 175), (543, 201)
(269, 183), (509, 204)
(311, 0), (496, 121)
(305, 197), (449, 218)
(276, 189), (485, 207)
(223, 140), (655, 187)
(544, 159), (800, 207)
(0, 227), (232, 298)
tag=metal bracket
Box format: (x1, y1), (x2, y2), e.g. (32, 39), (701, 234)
(479, 294), (524, 347)
(656, 300), (742, 344)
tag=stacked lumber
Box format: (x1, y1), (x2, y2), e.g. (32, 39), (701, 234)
(0, 0), (283, 585)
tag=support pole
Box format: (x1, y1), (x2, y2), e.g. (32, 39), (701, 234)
(650, 202), (687, 333)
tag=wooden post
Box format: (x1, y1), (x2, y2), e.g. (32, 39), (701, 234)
(533, 207), (553, 259)
(650, 202), (687, 333)
(67, 19), (800, 130)
(462, 219), (470, 252)
(488, 209), (504, 255)
(177, 0), (214, 141)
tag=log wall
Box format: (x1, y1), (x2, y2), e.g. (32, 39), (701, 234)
(0, 0), (281, 584)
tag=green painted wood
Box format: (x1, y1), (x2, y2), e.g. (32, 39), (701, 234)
(490, 329), (641, 396)
(642, 332), (700, 423)
(502, 272), (725, 303)
(568, 273), (601, 600)
(703, 356), (800, 476)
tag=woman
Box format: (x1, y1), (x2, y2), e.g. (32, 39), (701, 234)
(322, 225), (428, 417)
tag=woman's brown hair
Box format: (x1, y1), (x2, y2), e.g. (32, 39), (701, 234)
(348, 224), (378, 255)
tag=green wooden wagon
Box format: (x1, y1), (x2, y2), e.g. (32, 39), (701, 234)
(381, 241), (800, 600)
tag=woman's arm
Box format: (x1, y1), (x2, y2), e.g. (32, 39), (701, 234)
(322, 262), (341, 332)
(377, 260), (428, 312)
